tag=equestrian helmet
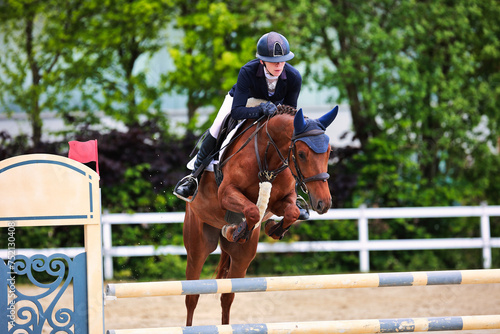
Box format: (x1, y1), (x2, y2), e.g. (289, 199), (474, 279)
(256, 32), (294, 62)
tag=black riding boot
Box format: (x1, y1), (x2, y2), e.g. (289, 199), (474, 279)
(174, 134), (217, 202)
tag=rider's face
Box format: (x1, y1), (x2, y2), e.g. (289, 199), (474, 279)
(261, 61), (285, 77)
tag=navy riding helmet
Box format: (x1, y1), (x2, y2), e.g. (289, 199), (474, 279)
(256, 32), (295, 63)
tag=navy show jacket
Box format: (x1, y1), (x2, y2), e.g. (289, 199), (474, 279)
(228, 59), (302, 120)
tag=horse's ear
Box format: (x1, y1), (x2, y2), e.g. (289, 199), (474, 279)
(317, 106), (339, 129)
(294, 108), (307, 133)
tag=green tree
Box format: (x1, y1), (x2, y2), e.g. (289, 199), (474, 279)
(286, 0), (500, 206)
(163, 0), (288, 131)
(395, 0), (500, 205)
(0, 0), (96, 146)
(164, 0), (243, 129)
(77, 0), (175, 127)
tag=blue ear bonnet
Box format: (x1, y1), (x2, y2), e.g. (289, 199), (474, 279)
(293, 106), (338, 154)
(293, 120), (330, 153)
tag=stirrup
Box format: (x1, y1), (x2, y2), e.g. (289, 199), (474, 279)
(296, 195), (310, 220)
(173, 175), (199, 203)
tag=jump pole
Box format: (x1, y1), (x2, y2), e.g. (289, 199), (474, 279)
(106, 268), (500, 299)
(107, 315), (500, 334)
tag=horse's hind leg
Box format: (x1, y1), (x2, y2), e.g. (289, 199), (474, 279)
(219, 227), (260, 324)
(183, 213), (220, 326)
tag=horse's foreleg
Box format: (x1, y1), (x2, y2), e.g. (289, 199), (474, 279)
(265, 193), (300, 240)
(221, 185), (261, 226)
(220, 185), (261, 243)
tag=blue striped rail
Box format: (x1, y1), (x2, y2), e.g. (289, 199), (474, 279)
(105, 269), (500, 299)
(107, 315), (500, 334)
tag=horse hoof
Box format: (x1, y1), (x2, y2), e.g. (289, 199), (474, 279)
(222, 222), (250, 243)
(232, 220), (250, 243)
(222, 224), (237, 242)
(265, 219), (282, 240)
(265, 219), (290, 240)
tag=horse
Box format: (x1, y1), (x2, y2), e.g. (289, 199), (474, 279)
(182, 104), (338, 326)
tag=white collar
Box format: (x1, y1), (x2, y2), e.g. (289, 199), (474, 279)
(264, 67), (279, 80)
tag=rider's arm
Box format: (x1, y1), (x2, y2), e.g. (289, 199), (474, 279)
(230, 66), (262, 120)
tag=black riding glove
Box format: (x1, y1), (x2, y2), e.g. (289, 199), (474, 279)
(259, 101), (277, 116)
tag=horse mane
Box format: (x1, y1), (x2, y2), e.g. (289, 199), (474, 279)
(275, 104), (298, 116)
(245, 98), (299, 117)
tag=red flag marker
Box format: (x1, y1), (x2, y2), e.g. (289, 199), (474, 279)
(68, 140), (99, 175)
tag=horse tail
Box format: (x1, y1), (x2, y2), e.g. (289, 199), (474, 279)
(215, 249), (231, 279)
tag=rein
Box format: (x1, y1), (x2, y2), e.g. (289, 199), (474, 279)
(255, 121), (289, 183)
(217, 116), (267, 170)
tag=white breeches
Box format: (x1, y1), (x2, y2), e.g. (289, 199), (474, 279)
(209, 94), (233, 138)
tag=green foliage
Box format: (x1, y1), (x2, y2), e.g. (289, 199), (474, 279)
(349, 137), (421, 207)
(0, 225), (83, 250)
(164, 0), (252, 126)
(371, 249), (484, 272)
(249, 219), (360, 276)
(113, 255), (187, 281)
(112, 222), (184, 253)
(287, 0), (500, 208)
(112, 222), (190, 280)
(74, 0), (176, 126)
(0, 0), (176, 146)
(0, 0), (95, 146)
(284, 219), (358, 242)
(163, 0), (292, 127)
(102, 163), (167, 213)
(250, 252), (359, 276)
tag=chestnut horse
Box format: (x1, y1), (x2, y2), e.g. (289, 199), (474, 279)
(182, 105), (338, 326)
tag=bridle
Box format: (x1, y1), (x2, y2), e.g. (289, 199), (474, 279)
(255, 119), (330, 195)
(290, 129), (330, 194)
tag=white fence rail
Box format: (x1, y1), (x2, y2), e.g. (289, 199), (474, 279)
(2, 204), (500, 279)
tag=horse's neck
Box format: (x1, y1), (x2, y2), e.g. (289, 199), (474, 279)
(263, 115), (293, 156)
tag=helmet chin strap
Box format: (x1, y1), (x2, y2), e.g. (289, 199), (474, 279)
(261, 61), (271, 74)
(260, 61), (279, 78)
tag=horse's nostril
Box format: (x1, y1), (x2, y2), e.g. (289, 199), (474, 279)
(315, 200), (331, 213)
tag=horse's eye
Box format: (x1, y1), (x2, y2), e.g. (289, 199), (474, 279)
(298, 151), (307, 160)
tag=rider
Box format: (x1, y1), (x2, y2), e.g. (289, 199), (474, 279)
(173, 31), (309, 219)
